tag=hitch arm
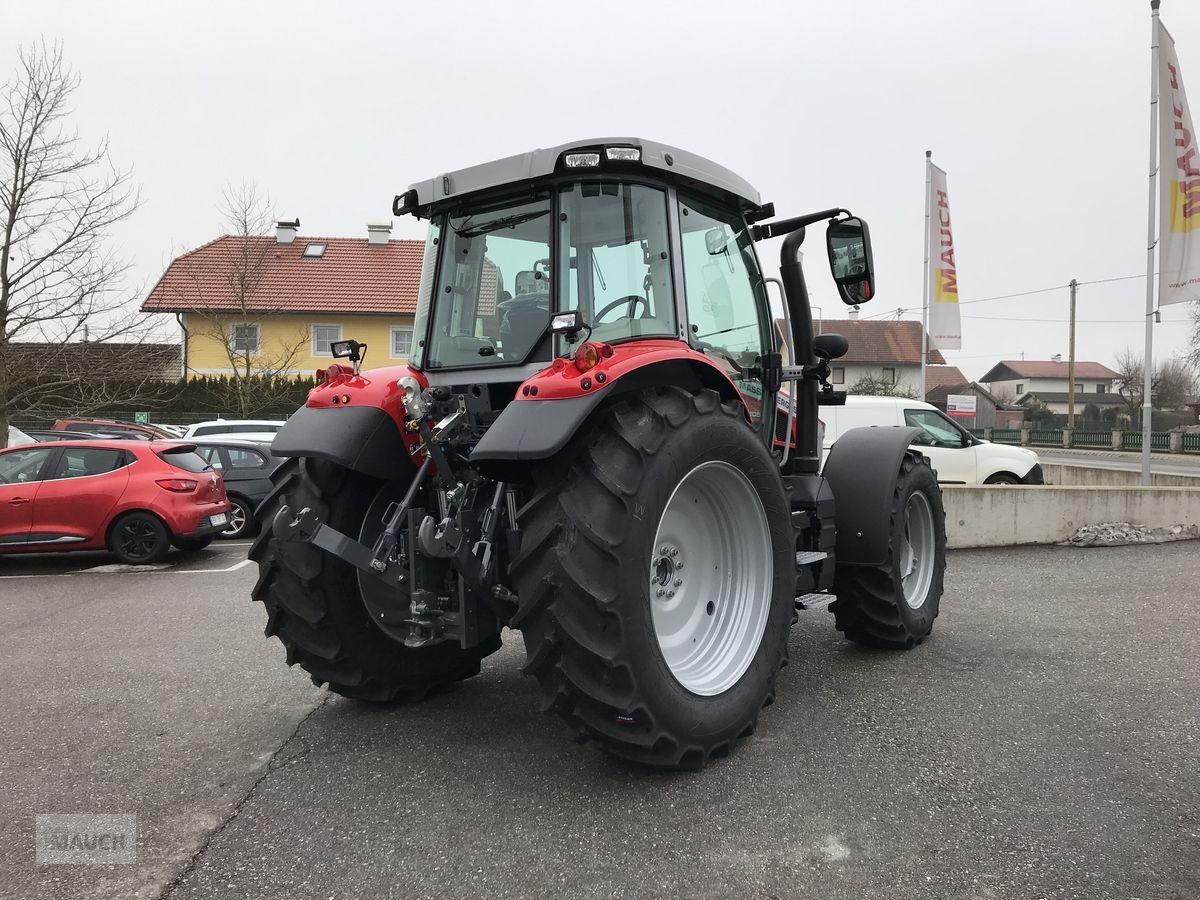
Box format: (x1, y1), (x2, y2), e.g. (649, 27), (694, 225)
(273, 505), (386, 574)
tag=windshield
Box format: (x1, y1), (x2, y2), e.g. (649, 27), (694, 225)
(904, 408), (968, 446)
(416, 196), (553, 370)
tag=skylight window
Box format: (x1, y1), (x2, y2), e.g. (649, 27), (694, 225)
(302, 242), (326, 258)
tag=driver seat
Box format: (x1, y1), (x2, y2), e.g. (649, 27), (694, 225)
(499, 271), (549, 359)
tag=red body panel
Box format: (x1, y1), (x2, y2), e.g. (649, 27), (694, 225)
(0, 440), (230, 556)
(308, 363), (426, 457)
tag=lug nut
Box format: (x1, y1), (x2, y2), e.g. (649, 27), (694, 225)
(667, 590), (675, 598)
(670, 548), (678, 557)
(674, 578), (683, 587)
(676, 561), (684, 570)
(660, 545), (669, 554)
(656, 588), (665, 597)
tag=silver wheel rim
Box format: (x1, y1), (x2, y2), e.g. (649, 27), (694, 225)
(649, 461), (773, 697)
(222, 501), (248, 536)
(900, 490), (936, 609)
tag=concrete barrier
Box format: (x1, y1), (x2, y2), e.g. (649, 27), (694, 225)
(941, 485), (1200, 549)
(1041, 462), (1200, 489)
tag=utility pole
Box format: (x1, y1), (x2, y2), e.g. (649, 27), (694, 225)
(1067, 278), (1078, 427)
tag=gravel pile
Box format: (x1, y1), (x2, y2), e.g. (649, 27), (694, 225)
(1062, 522), (1200, 547)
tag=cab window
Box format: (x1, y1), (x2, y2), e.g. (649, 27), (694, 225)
(47, 448), (128, 479)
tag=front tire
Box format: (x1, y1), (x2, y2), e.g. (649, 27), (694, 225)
(511, 387), (794, 769)
(831, 451), (946, 648)
(249, 457), (501, 701)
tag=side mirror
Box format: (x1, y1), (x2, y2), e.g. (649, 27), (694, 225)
(826, 216), (875, 306)
(812, 333), (849, 361)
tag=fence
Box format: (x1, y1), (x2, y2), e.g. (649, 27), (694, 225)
(975, 426), (1199, 454)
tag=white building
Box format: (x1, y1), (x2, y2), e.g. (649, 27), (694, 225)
(778, 318), (946, 396)
(980, 360), (1119, 404)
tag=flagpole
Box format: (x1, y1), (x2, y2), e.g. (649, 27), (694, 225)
(1141, 0), (1161, 485)
(922, 150), (932, 399)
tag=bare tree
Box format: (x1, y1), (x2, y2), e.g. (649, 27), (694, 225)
(0, 43), (157, 447)
(173, 183), (308, 417)
(1113, 348), (1197, 425)
(846, 374), (919, 399)
(1188, 302), (1200, 376)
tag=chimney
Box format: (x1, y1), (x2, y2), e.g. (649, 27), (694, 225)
(848, 306), (860, 320)
(276, 218), (300, 244)
(367, 220), (392, 247)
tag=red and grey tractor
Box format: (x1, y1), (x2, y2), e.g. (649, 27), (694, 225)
(255, 138), (946, 769)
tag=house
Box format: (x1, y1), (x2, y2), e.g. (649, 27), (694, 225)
(1014, 390), (1127, 418)
(926, 381), (1002, 428)
(922, 365), (969, 399)
(777, 318), (946, 395)
(143, 220), (423, 378)
(979, 359), (1119, 404)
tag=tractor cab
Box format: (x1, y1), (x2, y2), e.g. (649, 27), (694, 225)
(390, 137), (872, 467)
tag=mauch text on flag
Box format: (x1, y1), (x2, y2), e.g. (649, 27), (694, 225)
(926, 162), (961, 349)
(1158, 20), (1200, 305)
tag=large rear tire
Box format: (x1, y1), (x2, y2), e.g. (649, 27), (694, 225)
(831, 450), (946, 648)
(249, 457), (501, 701)
(511, 387), (794, 769)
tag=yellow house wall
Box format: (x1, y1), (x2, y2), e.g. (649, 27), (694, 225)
(183, 313), (416, 378)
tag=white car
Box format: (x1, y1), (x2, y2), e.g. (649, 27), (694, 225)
(820, 396), (1043, 485)
(183, 419), (286, 439)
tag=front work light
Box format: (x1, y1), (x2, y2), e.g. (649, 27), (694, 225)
(564, 152), (601, 168)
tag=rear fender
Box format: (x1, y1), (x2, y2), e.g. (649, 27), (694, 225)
(470, 346), (746, 474)
(822, 425), (923, 568)
(271, 364), (423, 481)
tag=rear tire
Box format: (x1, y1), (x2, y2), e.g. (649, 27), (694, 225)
(511, 387), (794, 769)
(831, 451), (946, 648)
(249, 457), (501, 702)
(109, 512), (171, 565)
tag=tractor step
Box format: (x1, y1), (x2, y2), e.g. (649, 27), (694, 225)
(795, 550), (828, 566)
(796, 592), (835, 611)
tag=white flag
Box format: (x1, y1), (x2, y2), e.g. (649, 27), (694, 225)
(926, 162), (961, 349)
(1158, 21), (1200, 305)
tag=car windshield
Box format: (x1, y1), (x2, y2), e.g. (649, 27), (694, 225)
(904, 408), (967, 446)
(412, 196), (554, 370)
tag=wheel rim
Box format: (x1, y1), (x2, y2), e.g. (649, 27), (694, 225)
(900, 490), (936, 609)
(649, 461), (773, 697)
(222, 500), (248, 536)
(118, 518), (157, 561)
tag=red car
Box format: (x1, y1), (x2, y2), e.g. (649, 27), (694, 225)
(0, 440), (231, 564)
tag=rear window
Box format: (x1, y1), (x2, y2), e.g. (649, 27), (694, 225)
(157, 446), (212, 473)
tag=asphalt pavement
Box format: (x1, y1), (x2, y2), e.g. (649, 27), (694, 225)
(2, 541), (1198, 899)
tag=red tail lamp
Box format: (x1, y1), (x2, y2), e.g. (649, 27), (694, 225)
(156, 478), (198, 493)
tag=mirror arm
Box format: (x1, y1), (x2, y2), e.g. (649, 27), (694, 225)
(751, 208), (849, 242)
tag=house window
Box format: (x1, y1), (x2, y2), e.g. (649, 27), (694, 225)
(1096, 384), (1106, 394)
(302, 243), (326, 258)
(882, 367), (896, 386)
(1015, 383), (1024, 394)
(391, 326), (414, 359)
(312, 324), (342, 357)
(230, 322), (260, 354)
(831, 366), (845, 385)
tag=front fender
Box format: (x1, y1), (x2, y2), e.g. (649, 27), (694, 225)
(273, 405), (413, 481)
(822, 425), (923, 567)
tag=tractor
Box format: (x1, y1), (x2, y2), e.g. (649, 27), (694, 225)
(254, 138), (946, 769)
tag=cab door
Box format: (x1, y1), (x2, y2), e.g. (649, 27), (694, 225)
(677, 194), (776, 447)
(0, 447), (56, 545)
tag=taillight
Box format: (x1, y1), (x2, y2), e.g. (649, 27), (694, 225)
(574, 341), (611, 373)
(156, 478), (198, 493)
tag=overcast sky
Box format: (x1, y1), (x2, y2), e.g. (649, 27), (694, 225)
(7, 0), (1200, 381)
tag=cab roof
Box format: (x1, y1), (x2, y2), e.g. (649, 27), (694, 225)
(398, 137), (764, 216)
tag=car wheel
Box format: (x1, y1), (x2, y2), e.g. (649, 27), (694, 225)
(109, 512), (171, 565)
(220, 496), (254, 539)
(984, 472), (1021, 485)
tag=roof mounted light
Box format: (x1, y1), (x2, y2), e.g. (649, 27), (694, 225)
(605, 146), (640, 162)
(564, 152), (601, 168)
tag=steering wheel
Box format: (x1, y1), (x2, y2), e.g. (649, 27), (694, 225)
(595, 294), (648, 322)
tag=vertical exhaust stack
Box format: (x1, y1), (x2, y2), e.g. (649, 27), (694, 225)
(367, 221), (392, 247)
(276, 218), (300, 244)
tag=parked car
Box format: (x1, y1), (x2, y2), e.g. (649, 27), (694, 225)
(51, 417), (175, 441)
(153, 423), (187, 437)
(183, 419), (286, 438)
(23, 429), (109, 442)
(821, 396), (1043, 485)
(6, 425), (35, 447)
(0, 440), (231, 564)
(189, 438), (284, 538)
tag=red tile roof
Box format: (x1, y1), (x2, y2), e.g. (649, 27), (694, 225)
(980, 360), (1119, 382)
(142, 236), (425, 315)
(809, 319), (946, 365)
(924, 365), (968, 393)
